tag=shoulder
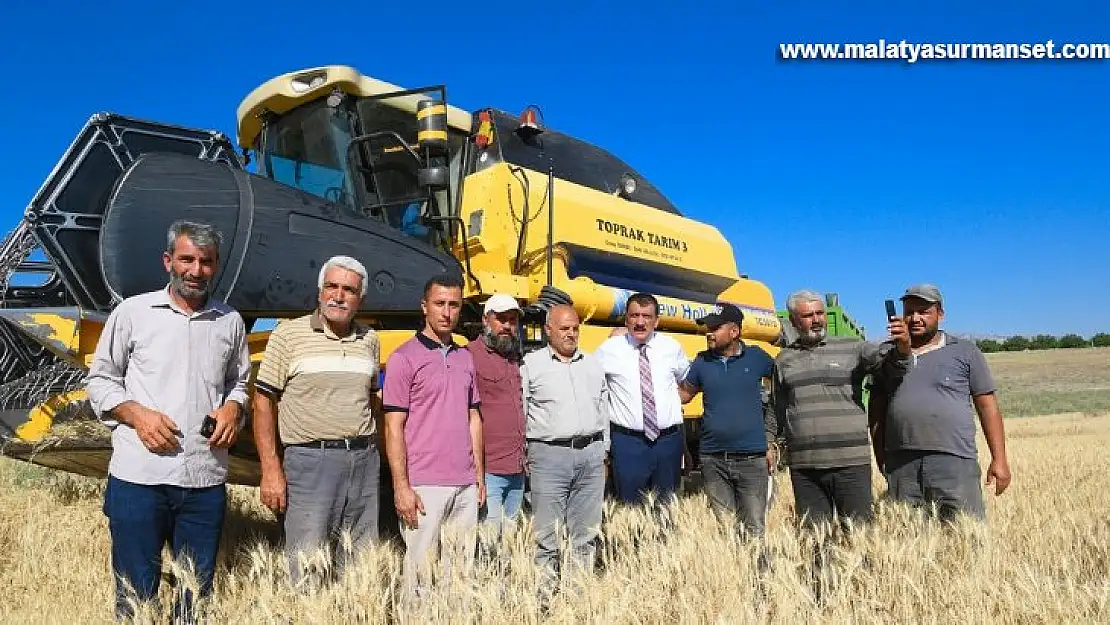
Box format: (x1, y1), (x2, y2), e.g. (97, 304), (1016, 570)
(114, 289), (162, 314)
(655, 333), (683, 349)
(949, 335), (988, 360)
(523, 348), (548, 367)
(596, 336), (624, 353)
(386, 338), (419, 362)
(774, 344), (799, 363)
(746, 344), (774, 363)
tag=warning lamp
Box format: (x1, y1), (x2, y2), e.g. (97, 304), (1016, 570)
(616, 173), (636, 199)
(515, 104), (545, 139)
(475, 110), (494, 148)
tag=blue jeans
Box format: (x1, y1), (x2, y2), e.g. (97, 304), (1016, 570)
(102, 475), (227, 622)
(480, 472), (525, 529)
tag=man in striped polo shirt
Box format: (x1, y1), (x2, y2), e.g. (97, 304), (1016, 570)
(771, 289), (910, 528)
(252, 255), (382, 589)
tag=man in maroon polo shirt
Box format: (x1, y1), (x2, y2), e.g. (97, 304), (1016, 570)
(383, 274), (486, 598)
(466, 293), (526, 536)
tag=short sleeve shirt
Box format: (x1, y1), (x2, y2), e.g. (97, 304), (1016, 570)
(382, 332), (481, 487)
(254, 312), (380, 445)
(874, 333), (996, 459)
(684, 344), (775, 453)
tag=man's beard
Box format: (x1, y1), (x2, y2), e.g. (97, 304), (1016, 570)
(485, 326), (519, 358)
(798, 326), (826, 345)
(170, 271), (210, 301)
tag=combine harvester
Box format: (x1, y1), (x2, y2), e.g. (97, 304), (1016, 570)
(0, 65), (785, 485)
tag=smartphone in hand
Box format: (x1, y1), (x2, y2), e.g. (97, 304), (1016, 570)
(201, 415), (217, 438)
(885, 299), (898, 320)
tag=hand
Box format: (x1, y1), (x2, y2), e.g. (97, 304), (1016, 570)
(395, 486), (425, 530)
(259, 468), (287, 513)
(888, 317), (911, 355)
(207, 402), (241, 449)
(132, 406), (181, 454)
(766, 449), (777, 473)
(985, 457), (1011, 495)
(476, 476), (487, 508)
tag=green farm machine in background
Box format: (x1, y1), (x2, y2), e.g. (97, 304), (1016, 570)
(776, 292), (867, 343)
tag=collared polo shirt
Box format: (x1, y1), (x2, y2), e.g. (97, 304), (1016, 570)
(382, 331), (481, 487)
(595, 332), (690, 432)
(254, 311), (380, 445)
(466, 336), (525, 475)
(684, 343), (775, 454)
(872, 332), (996, 460)
(85, 286), (251, 488)
(521, 346), (608, 442)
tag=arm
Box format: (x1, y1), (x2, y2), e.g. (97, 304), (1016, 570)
(469, 407), (486, 506)
(382, 354), (424, 528)
(85, 305), (180, 452)
(973, 393), (1010, 495)
(384, 408), (423, 528)
(252, 328), (289, 513)
(210, 314), (251, 448)
(677, 357), (701, 404)
(252, 390), (286, 513)
(967, 347), (1010, 495)
(867, 380), (889, 473)
(468, 362), (486, 505)
(769, 360), (786, 457)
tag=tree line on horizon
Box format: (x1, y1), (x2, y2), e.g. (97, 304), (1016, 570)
(975, 333), (1110, 353)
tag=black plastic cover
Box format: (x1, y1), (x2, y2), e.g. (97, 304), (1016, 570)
(23, 113), (241, 311)
(101, 153), (463, 317)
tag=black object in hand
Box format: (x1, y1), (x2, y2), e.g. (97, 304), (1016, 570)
(201, 415), (217, 438)
(885, 299), (898, 319)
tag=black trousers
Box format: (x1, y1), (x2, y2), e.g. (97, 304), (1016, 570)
(789, 464), (873, 528)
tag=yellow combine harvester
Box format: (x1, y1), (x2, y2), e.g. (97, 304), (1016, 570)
(0, 65), (782, 485)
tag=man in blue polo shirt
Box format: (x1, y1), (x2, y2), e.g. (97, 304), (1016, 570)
(679, 303), (775, 539)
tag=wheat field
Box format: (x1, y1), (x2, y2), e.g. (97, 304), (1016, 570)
(1, 349), (1109, 624)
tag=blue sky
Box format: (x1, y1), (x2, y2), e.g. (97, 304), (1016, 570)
(2, 1), (1107, 338)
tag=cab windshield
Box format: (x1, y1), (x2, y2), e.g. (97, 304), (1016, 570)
(259, 95), (463, 243)
(259, 98), (357, 207)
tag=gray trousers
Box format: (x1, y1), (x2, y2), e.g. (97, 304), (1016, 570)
(885, 450), (986, 521)
(282, 444), (380, 588)
(527, 439), (606, 595)
(400, 484), (479, 599)
(700, 452), (769, 537)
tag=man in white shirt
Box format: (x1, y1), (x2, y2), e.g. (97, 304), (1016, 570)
(595, 292), (690, 506)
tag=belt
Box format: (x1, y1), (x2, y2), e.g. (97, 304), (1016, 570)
(530, 431), (604, 450)
(287, 435), (374, 450)
(611, 423), (681, 439)
(703, 450), (765, 460)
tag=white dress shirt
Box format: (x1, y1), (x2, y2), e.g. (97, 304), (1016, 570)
(595, 332), (690, 432)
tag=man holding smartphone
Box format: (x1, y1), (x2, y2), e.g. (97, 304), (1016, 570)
(868, 284), (1012, 522)
(86, 220), (251, 623)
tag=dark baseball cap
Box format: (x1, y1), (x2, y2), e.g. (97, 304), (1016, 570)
(697, 303), (744, 328)
(900, 283), (944, 308)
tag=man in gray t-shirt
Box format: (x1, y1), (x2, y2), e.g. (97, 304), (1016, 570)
(869, 284), (1012, 521)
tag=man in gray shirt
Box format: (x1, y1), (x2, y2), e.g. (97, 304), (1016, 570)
(869, 284), (1012, 521)
(85, 220), (251, 623)
(772, 289), (910, 529)
(521, 304), (608, 602)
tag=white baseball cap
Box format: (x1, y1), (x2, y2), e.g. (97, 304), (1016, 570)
(483, 293), (522, 315)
